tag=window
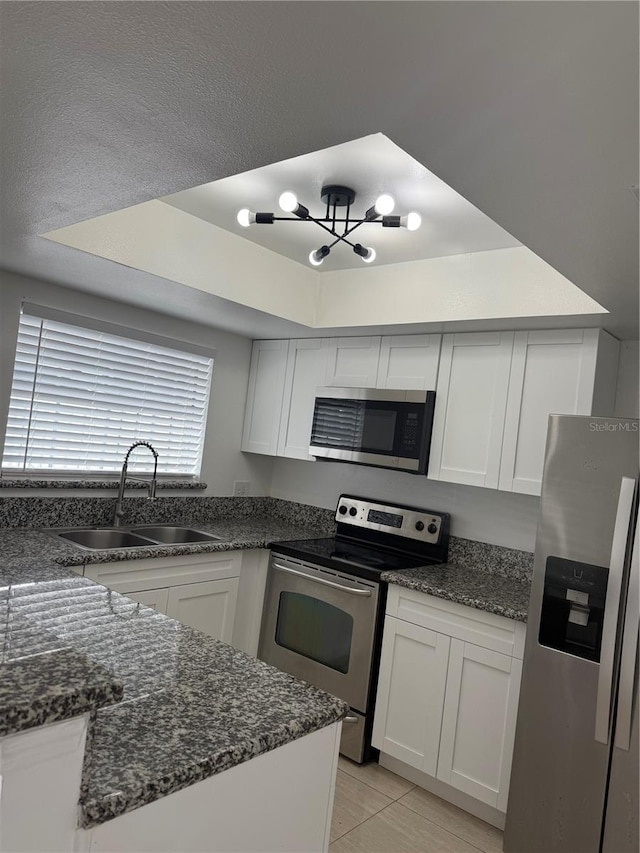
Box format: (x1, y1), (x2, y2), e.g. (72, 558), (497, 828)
(2, 308), (214, 476)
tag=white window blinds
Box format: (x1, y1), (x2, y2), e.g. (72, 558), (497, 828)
(2, 311), (213, 476)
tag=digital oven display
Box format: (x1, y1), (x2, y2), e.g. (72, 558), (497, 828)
(367, 509), (403, 529)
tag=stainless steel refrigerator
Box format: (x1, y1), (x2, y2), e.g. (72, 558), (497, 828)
(504, 415), (639, 853)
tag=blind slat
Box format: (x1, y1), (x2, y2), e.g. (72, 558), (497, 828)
(2, 314), (213, 475)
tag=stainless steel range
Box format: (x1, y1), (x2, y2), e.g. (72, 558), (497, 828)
(258, 495), (450, 763)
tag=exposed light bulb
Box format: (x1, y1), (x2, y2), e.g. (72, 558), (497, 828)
(353, 243), (376, 264)
(309, 245), (330, 266)
(374, 194), (395, 216)
(404, 212), (422, 231)
(237, 208), (254, 228)
(279, 191), (298, 213)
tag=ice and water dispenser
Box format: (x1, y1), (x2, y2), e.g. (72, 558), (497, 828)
(538, 556), (608, 662)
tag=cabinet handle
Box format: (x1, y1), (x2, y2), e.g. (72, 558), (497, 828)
(614, 520), (639, 751)
(595, 477), (637, 744)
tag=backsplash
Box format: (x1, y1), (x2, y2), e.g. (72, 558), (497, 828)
(0, 495), (531, 580)
(448, 536), (533, 582)
(0, 495), (336, 532)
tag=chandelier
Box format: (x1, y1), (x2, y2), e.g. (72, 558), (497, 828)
(237, 185), (422, 266)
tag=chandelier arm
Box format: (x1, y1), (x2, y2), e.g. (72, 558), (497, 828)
(270, 216), (384, 225)
(327, 234), (357, 250)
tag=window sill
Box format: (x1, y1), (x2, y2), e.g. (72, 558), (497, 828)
(0, 479), (207, 491)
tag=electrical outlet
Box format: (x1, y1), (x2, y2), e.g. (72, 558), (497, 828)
(233, 480), (250, 497)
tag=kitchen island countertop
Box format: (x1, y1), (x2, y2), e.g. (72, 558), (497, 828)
(0, 516), (347, 827)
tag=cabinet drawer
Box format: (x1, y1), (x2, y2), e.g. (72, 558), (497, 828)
(386, 585), (526, 659)
(83, 551), (242, 594)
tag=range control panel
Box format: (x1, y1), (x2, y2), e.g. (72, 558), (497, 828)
(335, 495), (446, 545)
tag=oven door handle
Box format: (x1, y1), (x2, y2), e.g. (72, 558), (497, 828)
(272, 562), (373, 597)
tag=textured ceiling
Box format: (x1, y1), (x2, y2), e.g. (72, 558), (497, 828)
(0, 1), (638, 338)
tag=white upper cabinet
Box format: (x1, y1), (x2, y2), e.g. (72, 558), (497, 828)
(376, 335), (441, 390)
(324, 336), (381, 387)
(428, 333), (514, 489)
(498, 329), (619, 495)
(277, 339), (329, 460)
(241, 340), (289, 455)
(242, 329), (619, 489)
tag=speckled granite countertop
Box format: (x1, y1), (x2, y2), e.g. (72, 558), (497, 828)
(0, 515), (347, 827)
(382, 562), (531, 622)
(0, 516), (336, 574)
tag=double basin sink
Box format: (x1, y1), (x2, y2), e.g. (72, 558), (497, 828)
(51, 525), (221, 551)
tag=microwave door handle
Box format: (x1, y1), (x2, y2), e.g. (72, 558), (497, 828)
(272, 562), (372, 597)
(614, 518), (639, 751)
(595, 477), (637, 745)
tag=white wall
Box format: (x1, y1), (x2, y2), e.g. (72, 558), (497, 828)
(270, 457), (540, 552)
(614, 340), (639, 417)
(0, 270), (273, 496)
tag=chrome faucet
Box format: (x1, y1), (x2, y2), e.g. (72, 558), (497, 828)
(113, 441), (159, 527)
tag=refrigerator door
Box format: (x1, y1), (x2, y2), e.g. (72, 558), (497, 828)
(504, 416), (639, 853)
(602, 521), (639, 853)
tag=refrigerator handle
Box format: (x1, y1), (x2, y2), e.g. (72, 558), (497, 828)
(614, 519), (639, 751)
(595, 476), (637, 745)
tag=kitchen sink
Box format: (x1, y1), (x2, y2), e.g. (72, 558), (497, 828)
(50, 525), (221, 550)
(131, 526), (221, 544)
(56, 529), (156, 550)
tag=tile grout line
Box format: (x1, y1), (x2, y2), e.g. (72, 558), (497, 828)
(395, 795), (499, 853)
(330, 796), (393, 845)
(341, 799), (494, 853)
(337, 765), (417, 802)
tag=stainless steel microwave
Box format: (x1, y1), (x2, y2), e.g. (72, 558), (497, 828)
(309, 387), (436, 474)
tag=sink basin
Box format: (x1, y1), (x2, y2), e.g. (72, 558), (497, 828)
(56, 529), (155, 550)
(131, 526), (221, 544)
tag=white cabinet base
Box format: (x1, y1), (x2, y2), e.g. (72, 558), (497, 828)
(0, 716), (89, 853)
(79, 722), (342, 853)
(378, 752), (506, 831)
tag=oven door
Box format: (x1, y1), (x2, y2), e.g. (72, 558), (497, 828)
(258, 554), (379, 712)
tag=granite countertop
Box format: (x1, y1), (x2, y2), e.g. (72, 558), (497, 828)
(382, 562), (532, 622)
(0, 515), (347, 827)
(0, 516), (336, 575)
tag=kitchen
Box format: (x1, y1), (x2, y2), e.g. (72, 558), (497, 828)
(0, 4), (638, 843)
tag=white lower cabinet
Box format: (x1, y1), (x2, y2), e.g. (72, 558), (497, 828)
(166, 578), (239, 643)
(84, 551), (245, 646)
(373, 586), (526, 817)
(372, 617), (450, 775)
(436, 639), (522, 812)
(127, 587), (170, 612)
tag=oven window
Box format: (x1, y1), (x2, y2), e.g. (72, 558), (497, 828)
(275, 592), (354, 673)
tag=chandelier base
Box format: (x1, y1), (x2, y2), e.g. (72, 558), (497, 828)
(320, 185), (356, 208)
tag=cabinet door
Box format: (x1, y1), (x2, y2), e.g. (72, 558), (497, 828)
(241, 340), (289, 455)
(277, 339), (328, 460)
(498, 329), (600, 495)
(428, 332), (514, 488)
(376, 335), (441, 390)
(372, 616), (450, 776)
(324, 337), (381, 387)
(166, 578), (239, 643)
(127, 587), (169, 613)
(436, 639), (523, 812)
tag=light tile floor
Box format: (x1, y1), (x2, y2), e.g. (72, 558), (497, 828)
(331, 758), (504, 853)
